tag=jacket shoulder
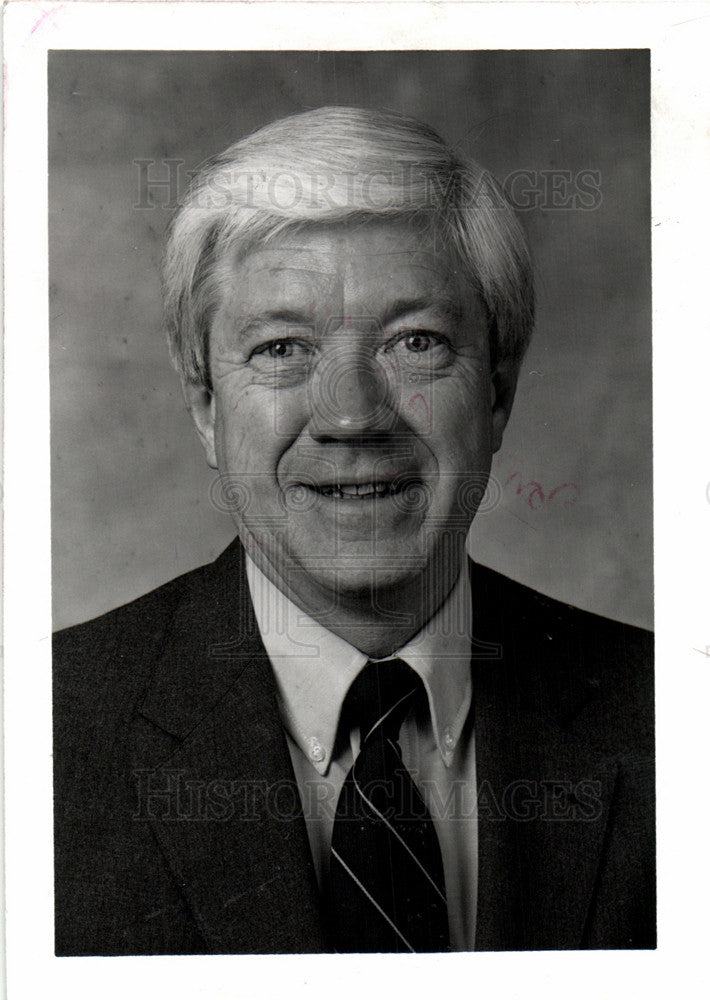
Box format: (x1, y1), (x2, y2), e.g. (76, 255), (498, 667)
(471, 559), (652, 658)
(470, 560), (654, 746)
(52, 557), (231, 745)
(55, 568), (186, 686)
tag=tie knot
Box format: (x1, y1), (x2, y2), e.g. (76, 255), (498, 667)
(347, 659), (420, 744)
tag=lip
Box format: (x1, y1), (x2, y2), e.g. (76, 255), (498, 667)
(316, 481), (394, 499)
(298, 475), (421, 500)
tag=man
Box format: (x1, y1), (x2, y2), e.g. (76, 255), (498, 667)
(53, 106), (654, 954)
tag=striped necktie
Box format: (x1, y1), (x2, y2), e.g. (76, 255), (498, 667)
(328, 659), (450, 953)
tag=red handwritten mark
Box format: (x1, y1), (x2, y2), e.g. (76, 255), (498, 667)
(505, 472), (579, 511)
(500, 504), (539, 531)
(547, 483), (579, 504)
(30, 4), (65, 35)
(408, 392), (431, 432)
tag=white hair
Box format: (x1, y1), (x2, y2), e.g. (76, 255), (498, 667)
(163, 106), (534, 389)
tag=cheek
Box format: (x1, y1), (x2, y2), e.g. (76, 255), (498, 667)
(214, 385), (308, 472)
(413, 377), (492, 459)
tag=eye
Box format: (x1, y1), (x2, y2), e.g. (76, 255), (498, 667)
(249, 338), (315, 363)
(247, 337), (316, 384)
(253, 340), (299, 359)
(401, 332), (437, 353)
(387, 330), (448, 355)
(383, 330), (454, 371)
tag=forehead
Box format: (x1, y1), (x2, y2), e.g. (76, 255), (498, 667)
(220, 220), (470, 310)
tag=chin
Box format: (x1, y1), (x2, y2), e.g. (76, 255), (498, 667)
(305, 558), (430, 599)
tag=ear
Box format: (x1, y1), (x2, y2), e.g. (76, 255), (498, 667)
(182, 381), (218, 469)
(490, 361), (519, 454)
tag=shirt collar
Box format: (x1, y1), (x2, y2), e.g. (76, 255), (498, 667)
(246, 557), (472, 775)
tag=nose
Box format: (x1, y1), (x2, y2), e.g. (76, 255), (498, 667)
(307, 344), (394, 440)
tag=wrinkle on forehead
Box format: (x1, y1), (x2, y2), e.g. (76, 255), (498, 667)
(215, 221), (480, 331)
(241, 222), (451, 271)
(239, 251), (460, 294)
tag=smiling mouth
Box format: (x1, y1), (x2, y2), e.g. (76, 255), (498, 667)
(308, 479), (415, 500)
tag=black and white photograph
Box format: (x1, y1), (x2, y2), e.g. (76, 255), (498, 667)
(50, 48), (654, 955)
(3, 1), (709, 997)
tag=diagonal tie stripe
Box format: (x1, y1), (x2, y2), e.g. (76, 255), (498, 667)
(353, 741), (447, 903)
(330, 848), (417, 953)
(328, 659), (450, 953)
(361, 687), (416, 743)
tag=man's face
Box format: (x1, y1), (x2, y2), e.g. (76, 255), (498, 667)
(189, 219), (511, 613)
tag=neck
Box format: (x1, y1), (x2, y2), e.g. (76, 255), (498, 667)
(247, 541), (466, 658)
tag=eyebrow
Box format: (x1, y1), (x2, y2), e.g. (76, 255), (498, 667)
(233, 297), (464, 341)
(379, 297), (465, 328)
(235, 309), (316, 339)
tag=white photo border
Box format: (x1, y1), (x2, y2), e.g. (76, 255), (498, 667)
(4, 2), (709, 998)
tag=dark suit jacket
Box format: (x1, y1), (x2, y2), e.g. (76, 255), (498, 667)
(53, 538), (655, 954)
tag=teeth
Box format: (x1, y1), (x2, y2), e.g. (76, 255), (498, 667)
(317, 481), (396, 499)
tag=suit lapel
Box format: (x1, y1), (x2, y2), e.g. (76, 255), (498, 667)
(135, 540), (326, 954)
(470, 562), (618, 951)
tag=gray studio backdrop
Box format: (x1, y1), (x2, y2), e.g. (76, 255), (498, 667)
(50, 50), (652, 631)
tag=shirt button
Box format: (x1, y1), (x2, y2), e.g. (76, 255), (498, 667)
(443, 729), (456, 752)
(308, 740), (325, 763)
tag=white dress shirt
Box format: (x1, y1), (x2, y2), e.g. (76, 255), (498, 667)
(246, 557), (478, 951)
